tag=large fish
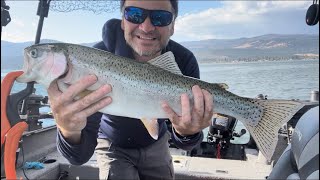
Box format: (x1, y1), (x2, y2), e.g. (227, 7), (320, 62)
(17, 43), (304, 161)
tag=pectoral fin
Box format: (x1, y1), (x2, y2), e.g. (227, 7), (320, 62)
(76, 90), (93, 100)
(56, 79), (93, 100)
(140, 118), (159, 140)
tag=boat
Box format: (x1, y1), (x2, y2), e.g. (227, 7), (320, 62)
(1, 1), (319, 179)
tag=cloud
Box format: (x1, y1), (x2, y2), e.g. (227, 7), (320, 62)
(172, 1), (318, 42)
(2, 16), (38, 43)
(11, 18), (25, 28)
(32, 21), (37, 28)
(1, 18), (30, 42)
(2, 31), (28, 42)
(221, 1), (309, 12)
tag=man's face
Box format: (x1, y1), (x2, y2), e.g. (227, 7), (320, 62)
(121, 0), (175, 60)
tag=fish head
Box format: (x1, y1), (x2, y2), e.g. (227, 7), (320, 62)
(16, 44), (68, 88)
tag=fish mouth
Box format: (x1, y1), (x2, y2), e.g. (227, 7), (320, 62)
(21, 52), (29, 74)
(16, 51), (32, 83)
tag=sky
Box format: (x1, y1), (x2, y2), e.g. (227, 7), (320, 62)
(1, 0), (319, 44)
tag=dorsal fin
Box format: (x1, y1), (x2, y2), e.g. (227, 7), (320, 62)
(147, 52), (229, 90)
(148, 51), (183, 75)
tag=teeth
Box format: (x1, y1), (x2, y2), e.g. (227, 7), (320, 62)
(138, 36), (155, 40)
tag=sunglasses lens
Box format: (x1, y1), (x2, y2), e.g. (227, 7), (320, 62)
(124, 6), (173, 27)
(150, 11), (173, 27)
(124, 7), (145, 24)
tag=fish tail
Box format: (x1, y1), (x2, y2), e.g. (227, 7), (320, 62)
(244, 99), (304, 161)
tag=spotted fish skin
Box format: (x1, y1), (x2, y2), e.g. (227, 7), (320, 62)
(17, 43), (304, 161)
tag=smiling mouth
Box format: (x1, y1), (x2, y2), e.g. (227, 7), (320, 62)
(137, 35), (157, 40)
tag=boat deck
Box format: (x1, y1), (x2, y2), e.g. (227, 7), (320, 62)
(14, 146), (272, 180)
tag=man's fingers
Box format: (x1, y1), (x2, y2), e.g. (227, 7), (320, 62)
(192, 85), (204, 117)
(162, 101), (179, 124)
(181, 93), (191, 122)
(48, 80), (62, 98)
(79, 96), (113, 117)
(60, 75), (98, 102)
(202, 89), (214, 126)
(70, 84), (112, 113)
(47, 80), (64, 108)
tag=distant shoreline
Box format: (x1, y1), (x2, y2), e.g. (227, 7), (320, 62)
(198, 58), (319, 65)
(1, 59), (319, 72)
(1, 57), (319, 70)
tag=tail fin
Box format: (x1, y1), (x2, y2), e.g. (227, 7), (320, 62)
(243, 99), (304, 161)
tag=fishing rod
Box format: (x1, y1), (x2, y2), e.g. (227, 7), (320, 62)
(35, 0), (51, 44)
(19, 0), (52, 122)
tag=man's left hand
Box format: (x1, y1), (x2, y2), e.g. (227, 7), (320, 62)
(162, 85), (213, 136)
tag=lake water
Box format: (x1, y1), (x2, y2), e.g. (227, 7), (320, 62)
(200, 59), (319, 143)
(1, 59), (319, 143)
(200, 59), (319, 100)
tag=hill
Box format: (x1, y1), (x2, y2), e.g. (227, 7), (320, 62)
(180, 34), (319, 63)
(1, 34), (319, 69)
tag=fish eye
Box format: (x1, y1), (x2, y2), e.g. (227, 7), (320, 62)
(30, 49), (38, 58)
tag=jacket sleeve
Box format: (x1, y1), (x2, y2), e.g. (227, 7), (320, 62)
(171, 127), (203, 151)
(181, 52), (200, 79)
(56, 112), (102, 165)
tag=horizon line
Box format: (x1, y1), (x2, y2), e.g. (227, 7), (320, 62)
(1, 33), (319, 44)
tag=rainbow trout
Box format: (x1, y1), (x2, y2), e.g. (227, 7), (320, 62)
(16, 43), (304, 161)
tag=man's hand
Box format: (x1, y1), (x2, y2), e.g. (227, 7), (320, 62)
(162, 85), (213, 136)
(47, 75), (112, 144)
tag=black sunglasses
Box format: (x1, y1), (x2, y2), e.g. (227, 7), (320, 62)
(124, 6), (173, 27)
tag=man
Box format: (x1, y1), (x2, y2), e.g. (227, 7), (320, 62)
(48, 0), (214, 179)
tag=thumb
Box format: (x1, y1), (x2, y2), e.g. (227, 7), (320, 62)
(161, 101), (179, 125)
(47, 80), (62, 98)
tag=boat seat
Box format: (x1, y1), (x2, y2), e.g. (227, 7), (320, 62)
(268, 106), (319, 180)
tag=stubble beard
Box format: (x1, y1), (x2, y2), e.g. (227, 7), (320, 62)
(126, 32), (170, 58)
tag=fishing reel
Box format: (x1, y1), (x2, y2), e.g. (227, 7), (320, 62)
(1, 0), (11, 27)
(306, 0), (319, 26)
(206, 113), (239, 158)
(18, 88), (52, 131)
(207, 114), (236, 144)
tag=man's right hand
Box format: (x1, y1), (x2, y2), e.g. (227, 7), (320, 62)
(47, 75), (112, 144)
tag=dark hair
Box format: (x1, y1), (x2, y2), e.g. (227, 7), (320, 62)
(120, 0), (178, 18)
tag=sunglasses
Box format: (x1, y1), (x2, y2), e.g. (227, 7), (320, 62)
(124, 6), (173, 27)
